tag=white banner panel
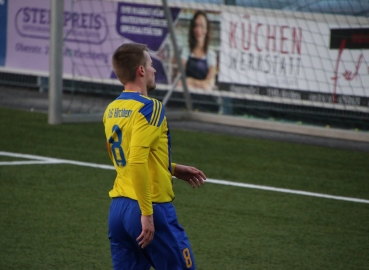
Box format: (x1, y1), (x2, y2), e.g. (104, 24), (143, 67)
(219, 11), (369, 106)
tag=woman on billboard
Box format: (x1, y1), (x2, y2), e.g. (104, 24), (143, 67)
(180, 10), (217, 91)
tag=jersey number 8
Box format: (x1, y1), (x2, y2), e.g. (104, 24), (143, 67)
(108, 125), (126, 167)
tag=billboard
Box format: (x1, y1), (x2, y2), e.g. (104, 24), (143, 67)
(0, 0), (368, 109)
(2, 0), (180, 85)
(218, 12), (369, 107)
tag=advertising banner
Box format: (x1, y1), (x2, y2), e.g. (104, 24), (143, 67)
(0, 0), (368, 108)
(2, 0), (179, 85)
(218, 12), (369, 107)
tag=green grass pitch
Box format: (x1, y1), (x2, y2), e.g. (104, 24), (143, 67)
(0, 107), (368, 269)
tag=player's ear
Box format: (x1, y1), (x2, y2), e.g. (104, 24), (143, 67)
(137, 65), (145, 77)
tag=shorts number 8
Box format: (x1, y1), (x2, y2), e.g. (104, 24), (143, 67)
(182, 248), (193, 268)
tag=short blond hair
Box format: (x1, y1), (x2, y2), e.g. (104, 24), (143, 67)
(112, 43), (148, 84)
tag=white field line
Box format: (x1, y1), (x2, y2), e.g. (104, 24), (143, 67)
(1, 151), (368, 204)
(0, 160), (63, 166)
(0, 151), (114, 170)
(205, 179), (369, 204)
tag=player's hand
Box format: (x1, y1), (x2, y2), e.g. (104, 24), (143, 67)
(136, 214), (154, 249)
(174, 164), (206, 188)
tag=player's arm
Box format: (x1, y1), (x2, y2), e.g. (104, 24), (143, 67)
(129, 145), (152, 215)
(129, 145), (155, 249)
(130, 100), (162, 248)
(130, 102), (162, 215)
(173, 164), (206, 188)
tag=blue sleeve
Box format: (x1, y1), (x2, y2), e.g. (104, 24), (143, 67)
(139, 99), (165, 127)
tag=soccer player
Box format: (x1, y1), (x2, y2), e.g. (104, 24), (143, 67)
(103, 43), (206, 270)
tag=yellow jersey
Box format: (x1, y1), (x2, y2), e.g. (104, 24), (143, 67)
(103, 91), (175, 215)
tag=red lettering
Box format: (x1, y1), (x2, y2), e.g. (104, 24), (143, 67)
(280, 25), (288, 54)
(229, 22), (238, 48)
(352, 34), (360, 43)
(331, 40), (345, 103)
(255, 23), (262, 52)
(352, 33), (369, 44)
(266, 25), (276, 52)
(331, 39), (364, 103)
(342, 54), (363, 80)
(241, 22), (252, 50)
(292, 27), (302, 54)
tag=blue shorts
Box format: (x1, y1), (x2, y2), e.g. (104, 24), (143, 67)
(108, 197), (196, 270)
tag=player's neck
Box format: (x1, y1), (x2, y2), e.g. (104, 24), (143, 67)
(123, 83), (147, 96)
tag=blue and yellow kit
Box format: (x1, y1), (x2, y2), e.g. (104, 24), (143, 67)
(103, 91), (176, 216)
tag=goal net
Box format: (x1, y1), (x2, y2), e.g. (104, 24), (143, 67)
(1, 0), (368, 130)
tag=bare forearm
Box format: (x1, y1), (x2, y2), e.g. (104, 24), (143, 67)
(173, 164), (206, 188)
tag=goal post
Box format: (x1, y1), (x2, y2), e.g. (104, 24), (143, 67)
(162, 0), (192, 111)
(48, 0), (64, 125)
